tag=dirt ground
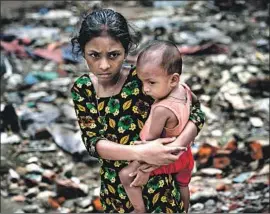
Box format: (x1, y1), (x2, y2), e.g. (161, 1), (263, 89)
(1, 1), (54, 17)
(0, 1), (150, 20)
(1, 196), (24, 214)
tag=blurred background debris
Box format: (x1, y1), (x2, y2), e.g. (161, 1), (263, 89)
(1, 1), (269, 213)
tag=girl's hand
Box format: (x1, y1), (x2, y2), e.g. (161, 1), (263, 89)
(130, 170), (150, 187)
(136, 137), (187, 165)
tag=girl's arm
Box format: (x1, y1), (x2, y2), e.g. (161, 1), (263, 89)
(173, 97), (205, 147)
(71, 82), (182, 165)
(96, 138), (182, 165)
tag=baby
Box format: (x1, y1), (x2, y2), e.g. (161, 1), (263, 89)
(119, 40), (194, 213)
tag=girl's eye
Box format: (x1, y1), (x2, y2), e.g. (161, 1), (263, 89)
(109, 52), (120, 59)
(89, 53), (99, 58)
(149, 81), (155, 85)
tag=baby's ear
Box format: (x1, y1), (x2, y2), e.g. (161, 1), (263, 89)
(170, 73), (180, 87)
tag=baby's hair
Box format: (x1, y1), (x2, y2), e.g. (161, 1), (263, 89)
(137, 40), (182, 75)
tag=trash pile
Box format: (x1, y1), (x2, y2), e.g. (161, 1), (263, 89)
(1, 1), (269, 213)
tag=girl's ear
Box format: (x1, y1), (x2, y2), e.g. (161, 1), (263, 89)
(170, 73), (180, 87)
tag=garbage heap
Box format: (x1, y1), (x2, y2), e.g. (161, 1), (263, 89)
(0, 1), (269, 213)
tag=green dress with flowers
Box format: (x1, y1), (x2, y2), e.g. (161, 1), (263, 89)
(71, 66), (205, 213)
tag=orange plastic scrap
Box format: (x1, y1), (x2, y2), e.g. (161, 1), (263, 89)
(48, 197), (60, 209)
(213, 156), (231, 169)
(57, 196), (66, 205)
(249, 141), (263, 160)
(216, 183), (229, 191)
(92, 197), (103, 211)
(216, 149), (232, 155)
(197, 143), (218, 164)
(198, 143), (217, 157)
(223, 139), (238, 151)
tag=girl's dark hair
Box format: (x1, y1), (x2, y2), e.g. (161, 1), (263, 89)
(137, 40), (182, 75)
(71, 9), (140, 57)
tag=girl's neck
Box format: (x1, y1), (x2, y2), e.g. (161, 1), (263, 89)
(98, 71), (122, 90)
(92, 68), (129, 98)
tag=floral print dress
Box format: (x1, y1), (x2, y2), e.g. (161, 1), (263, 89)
(71, 66), (205, 213)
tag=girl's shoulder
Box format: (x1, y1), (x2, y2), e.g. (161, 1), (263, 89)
(71, 74), (93, 98)
(73, 74), (92, 88)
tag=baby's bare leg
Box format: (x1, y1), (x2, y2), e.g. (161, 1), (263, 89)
(119, 161), (146, 213)
(180, 186), (190, 213)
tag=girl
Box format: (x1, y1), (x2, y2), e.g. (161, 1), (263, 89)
(71, 9), (205, 213)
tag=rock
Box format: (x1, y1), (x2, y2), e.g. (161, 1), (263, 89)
(220, 205), (229, 212)
(233, 172), (254, 183)
(24, 173), (42, 186)
(56, 179), (89, 199)
(26, 157), (39, 164)
(190, 188), (218, 204)
(216, 183), (230, 191)
(36, 190), (56, 201)
(244, 194), (260, 200)
(237, 71), (253, 84)
(219, 70), (231, 84)
(191, 203), (204, 210)
(22, 204), (40, 213)
(24, 187), (39, 198)
(75, 196), (93, 208)
(42, 169), (56, 184)
(205, 199), (215, 206)
(249, 117), (264, 127)
(200, 168), (223, 176)
(1, 133), (21, 144)
(8, 168), (20, 182)
(230, 65), (244, 73)
(247, 65), (260, 73)
(25, 163), (44, 174)
(223, 93), (250, 110)
(11, 195), (26, 202)
(8, 183), (22, 196)
(211, 129), (222, 137)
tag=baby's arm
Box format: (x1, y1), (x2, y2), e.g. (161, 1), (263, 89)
(126, 108), (171, 187)
(140, 105), (188, 175)
(144, 106), (172, 140)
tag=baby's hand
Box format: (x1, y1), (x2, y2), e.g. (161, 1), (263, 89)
(130, 170), (150, 187)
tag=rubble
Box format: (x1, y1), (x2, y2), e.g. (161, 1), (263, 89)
(0, 1), (269, 213)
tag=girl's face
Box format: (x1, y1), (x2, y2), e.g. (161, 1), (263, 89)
(137, 62), (177, 100)
(84, 35), (126, 84)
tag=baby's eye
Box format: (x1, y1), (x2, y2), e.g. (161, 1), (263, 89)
(149, 81), (155, 85)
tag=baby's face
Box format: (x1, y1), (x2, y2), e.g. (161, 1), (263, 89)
(137, 63), (173, 100)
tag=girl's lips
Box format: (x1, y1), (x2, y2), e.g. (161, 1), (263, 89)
(98, 73), (111, 77)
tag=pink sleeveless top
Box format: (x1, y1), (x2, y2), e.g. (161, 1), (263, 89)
(140, 83), (193, 175)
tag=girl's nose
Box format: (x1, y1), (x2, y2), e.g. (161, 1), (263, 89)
(99, 58), (110, 70)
